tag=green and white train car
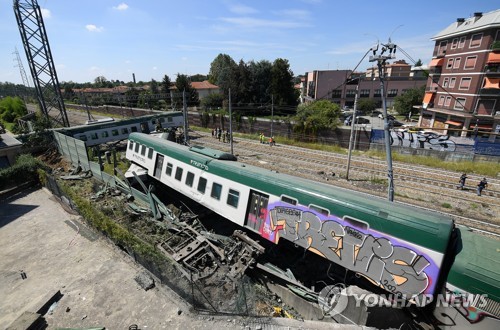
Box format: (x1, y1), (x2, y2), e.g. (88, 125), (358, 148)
(126, 132), (499, 325)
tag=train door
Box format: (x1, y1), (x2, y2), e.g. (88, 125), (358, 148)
(245, 190), (269, 232)
(153, 154), (164, 180)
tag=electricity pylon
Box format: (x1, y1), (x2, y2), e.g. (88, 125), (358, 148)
(13, 0), (69, 127)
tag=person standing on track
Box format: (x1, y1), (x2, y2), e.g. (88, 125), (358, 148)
(477, 178), (488, 196)
(457, 173), (467, 190)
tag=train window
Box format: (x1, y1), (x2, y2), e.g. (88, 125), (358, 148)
(175, 167), (183, 181)
(211, 183), (222, 200)
(121, 128), (129, 134)
(112, 129), (119, 136)
(185, 172), (194, 187)
(128, 141), (134, 150)
(102, 131), (109, 138)
(227, 189), (239, 208)
(91, 133), (98, 140)
(165, 163), (173, 176)
(131, 126), (138, 132)
(134, 142), (140, 153)
(197, 177), (207, 193)
(140, 145), (146, 156)
(160, 118), (165, 123)
(147, 148), (153, 159)
(343, 216), (369, 231)
(281, 195), (297, 205)
(168, 117), (173, 122)
(309, 204), (329, 216)
(78, 135), (88, 141)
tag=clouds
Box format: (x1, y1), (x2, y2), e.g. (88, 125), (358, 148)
(85, 24), (104, 32)
(113, 3), (129, 11)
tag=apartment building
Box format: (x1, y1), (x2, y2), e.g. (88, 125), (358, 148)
(303, 61), (427, 109)
(421, 10), (500, 140)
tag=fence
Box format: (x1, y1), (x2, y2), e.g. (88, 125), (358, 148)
(49, 132), (262, 316)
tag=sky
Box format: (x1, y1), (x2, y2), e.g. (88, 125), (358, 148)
(0, 0), (498, 85)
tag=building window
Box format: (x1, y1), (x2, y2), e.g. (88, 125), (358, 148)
(374, 89), (382, 97)
(360, 89), (370, 97)
(464, 56), (477, 70)
(165, 163), (173, 176)
(331, 90), (341, 98)
(444, 96), (452, 107)
(346, 89), (356, 97)
(449, 77), (456, 88)
(147, 148), (153, 159)
(197, 177), (207, 193)
(175, 167), (183, 181)
(446, 58), (454, 69)
(185, 171), (194, 187)
(438, 41), (447, 56)
(211, 183), (222, 200)
(454, 98), (466, 110)
(458, 36), (466, 48)
(443, 77), (449, 87)
(227, 189), (240, 208)
(438, 95), (445, 106)
(470, 33), (482, 48)
(451, 38), (458, 49)
(453, 58), (461, 69)
(459, 78), (471, 90)
(141, 145), (146, 156)
(387, 89), (398, 97)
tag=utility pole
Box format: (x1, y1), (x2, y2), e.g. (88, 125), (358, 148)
(346, 84), (359, 180)
(229, 88), (234, 155)
(182, 90), (189, 145)
(369, 40), (396, 201)
(271, 94), (274, 138)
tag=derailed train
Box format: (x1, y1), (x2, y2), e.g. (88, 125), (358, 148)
(125, 132), (499, 327)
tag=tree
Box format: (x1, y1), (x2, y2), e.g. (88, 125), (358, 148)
(94, 76), (109, 88)
(294, 100), (341, 137)
(270, 58), (298, 107)
(160, 74), (172, 93)
(393, 85), (425, 117)
(356, 99), (377, 114)
(200, 93), (224, 110)
(190, 74), (208, 82)
(0, 96), (27, 123)
(208, 53), (237, 97)
(414, 59), (423, 67)
(248, 60), (272, 104)
(174, 74), (199, 106)
(232, 60), (252, 104)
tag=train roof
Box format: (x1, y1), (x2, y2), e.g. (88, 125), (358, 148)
(447, 226), (500, 302)
(56, 112), (183, 134)
(129, 133), (454, 252)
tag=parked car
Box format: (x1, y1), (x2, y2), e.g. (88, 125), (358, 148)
(344, 115), (370, 126)
(378, 114), (396, 121)
(371, 110), (382, 117)
(390, 120), (404, 127)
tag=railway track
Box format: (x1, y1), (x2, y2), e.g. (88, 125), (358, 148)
(189, 130), (500, 235)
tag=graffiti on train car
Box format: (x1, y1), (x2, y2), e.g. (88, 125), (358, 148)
(262, 203), (440, 298)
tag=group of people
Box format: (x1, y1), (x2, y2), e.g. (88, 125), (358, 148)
(259, 133), (275, 146)
(212, 127), (231, 143)
(458, 173), (488, 196)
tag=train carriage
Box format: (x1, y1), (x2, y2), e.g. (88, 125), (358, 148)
(126, 132), (458, 304)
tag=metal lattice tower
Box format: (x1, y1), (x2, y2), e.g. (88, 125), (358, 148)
(13, 47), (31, 89)
(13, 0), (69, 127)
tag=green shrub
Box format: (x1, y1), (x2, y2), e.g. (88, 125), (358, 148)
(0, 154), (47, 190)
